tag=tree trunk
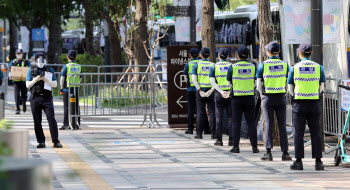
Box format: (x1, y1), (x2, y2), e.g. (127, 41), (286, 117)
(202, 0), (216, 63)
(82, 0), (96, 56)
(257, 0), (280, 146)
(134, 0), (149, 75)
(107, 18), (123, 80)
(9, 21), (17, 60)
(48, 0), (62, 65)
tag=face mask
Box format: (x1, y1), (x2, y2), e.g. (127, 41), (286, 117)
(36, 57), (46, 68)
(16, 54), (23, 59)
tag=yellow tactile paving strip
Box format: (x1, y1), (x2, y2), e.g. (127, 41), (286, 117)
(44, 130), (114, 190)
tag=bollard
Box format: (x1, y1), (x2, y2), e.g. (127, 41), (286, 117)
(70, 94), (76, 130)
(0, 92), (4, 120)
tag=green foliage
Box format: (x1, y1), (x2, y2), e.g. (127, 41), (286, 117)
(229, 0), (278, 11)
(59, 53), (103, 73)
(0, 119), (13, 157)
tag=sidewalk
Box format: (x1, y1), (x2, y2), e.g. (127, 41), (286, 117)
(3, 86), (350, 189)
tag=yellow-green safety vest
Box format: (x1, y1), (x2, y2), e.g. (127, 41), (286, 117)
(188, 60), (198, 87)
(197, 60), (214, 88)
(262, 59), (288, 94)
(66, 62), (81, 87)
(214, 61), (231, 90)
(231, 61), (255, 96)
(294, 60), (321, 100)
(13, 59), (27, 82)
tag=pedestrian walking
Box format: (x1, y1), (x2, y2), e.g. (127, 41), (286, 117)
(9, 49), (31, 114)
(288, 43), (325, 170)
(26, 52), (62, 148)
(192, 47), (216, 139)
(227, 46), (259, 153)
(209, 48), (233, 146)
(59, 50), (82, 130)
(256, 41), (292, 161)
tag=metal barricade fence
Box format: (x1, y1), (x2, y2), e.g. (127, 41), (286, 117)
(0, 63), (9, 105)
(323, 78), (341, 137)
(67, 72), (153, 128)
(151, 71), (168, 127)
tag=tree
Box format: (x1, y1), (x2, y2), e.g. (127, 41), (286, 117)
(81, 0), (97, 56)
(202, 0), (216, 63)
(257, 0), (280, 146)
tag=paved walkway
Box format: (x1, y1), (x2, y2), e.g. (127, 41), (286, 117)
(3, 86), (350, 189)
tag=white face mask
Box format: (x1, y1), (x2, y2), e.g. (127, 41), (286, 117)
(36, 57), (46, 68)
(16, 54), (23, 59)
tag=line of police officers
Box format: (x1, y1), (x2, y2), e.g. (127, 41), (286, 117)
(184, 42), (325, 170)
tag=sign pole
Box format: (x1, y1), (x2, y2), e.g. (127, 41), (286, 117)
(190, 0), (196, 45)
(311, 0), (324, 151)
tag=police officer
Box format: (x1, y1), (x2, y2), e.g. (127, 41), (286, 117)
(26, 52), (62, 148)
(209, 48), (233, 146)
(192, 47), (216, 139)
(59, 50), (82, 130)
(9, 49), (31, 114)
(288, 43), (325, 170)
(227, 46), (258, 153)
(256, 42), (292, 161)
(184, 48), (199, 134)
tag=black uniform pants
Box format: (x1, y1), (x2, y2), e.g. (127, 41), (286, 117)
(196, 91), (215, 136)
(232, 96), (257, 147)
(215, 91), (232, 138)
(63, 89), (80, 127)
(30, 94), (60, 144)
(14, 81), (27, 111)
(186, 91), (196, 131)
(261, 94), (289, 151)
(293, 100), (322, 159)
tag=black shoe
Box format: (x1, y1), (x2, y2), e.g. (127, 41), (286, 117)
(204, 131), (211, 134)
(59, 125), (69, 130)
(185, 130), (193, 134)
(214, 139), (223, 146)
(194, 135), (203, 139)
(282, 152), (293, 161)
(72, 127), (80, 130)
(252, 147), (259, 153)
(228, 138), (233, 146)
(37, 143), (46, 148)
(22, 103), (26, 113)
(290, 161), (303, 170)
(53, 142), (63, 148)
(315, 161), (324, 171)
(15, 110), (20, 115)
(230, 147), (240, 153)
(261, 153), (273, 161)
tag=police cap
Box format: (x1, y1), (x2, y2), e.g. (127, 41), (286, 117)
(236, 46), (249, 59)
(67, 50), (77, 59)
(190, 48), (199, 57)
(219, 48), (229, 59)
(265, 41), (280, 54)
(200, 47), (211, 56)
(35, 52), (46, 60)
(15, 49), (23, 54)
(298, 43), (312, 54)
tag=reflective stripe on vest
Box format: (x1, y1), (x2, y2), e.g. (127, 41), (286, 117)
(66, 63), (81, 87)
(214, 61), (231, 90)
(231, 61), (255, 96)
(197, 61), (214, 88)
(262, 59), (288, 94)
(188, 60), (198, 87)
(13, 59), (26, 81)
(294, 61), (321, 100)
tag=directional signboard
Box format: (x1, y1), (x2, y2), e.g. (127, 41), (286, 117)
(167, 46), (198, 128)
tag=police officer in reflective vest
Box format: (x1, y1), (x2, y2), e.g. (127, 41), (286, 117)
(288, 43), (325, 170)
(59, 50), (81, 130)
(209, 48), (233, 146)
(256, 42), (292, 161)
(192, 47), (216, 139)
(9, 49), (31, 114)
(184, 48), (199, 134)
(227, 46), (259, 153)
(26, 52), (62, 148)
